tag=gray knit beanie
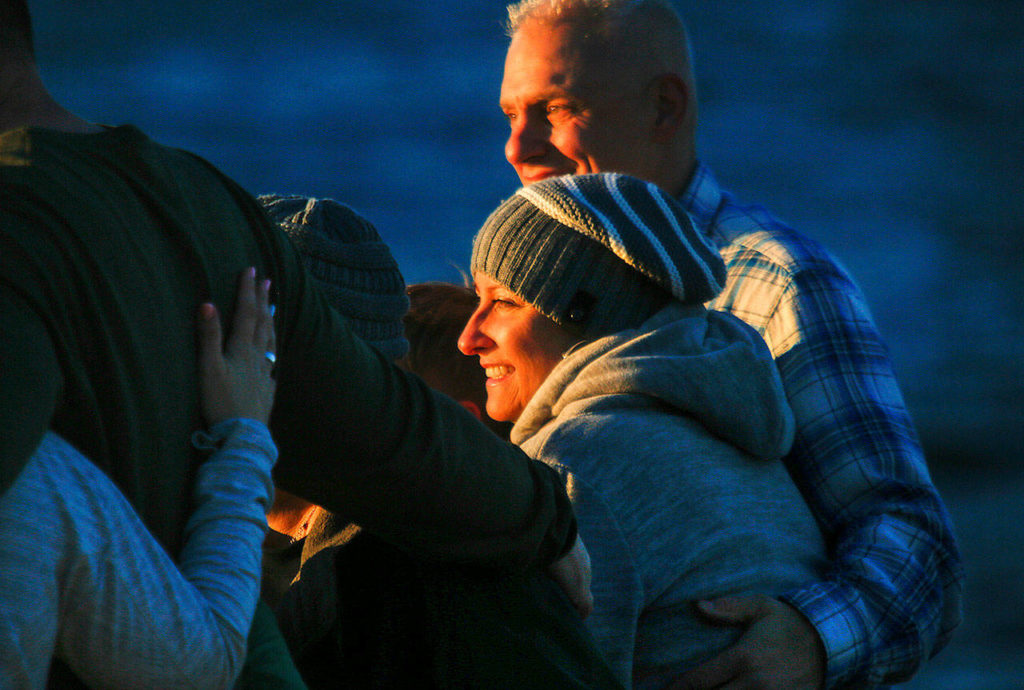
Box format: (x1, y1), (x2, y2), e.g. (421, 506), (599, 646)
(259, 194), (410, 361)
(471, 173), (726, 337)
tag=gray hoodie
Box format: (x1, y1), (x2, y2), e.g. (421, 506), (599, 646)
(514, 303), (827, 689)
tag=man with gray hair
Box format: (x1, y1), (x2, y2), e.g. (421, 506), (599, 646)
(498, 1), (962, 687)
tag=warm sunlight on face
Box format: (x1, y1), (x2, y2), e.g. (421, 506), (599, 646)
(500, 19), (657, 185)
(266, 488), (318, 541)
(457, 272), (578, 423)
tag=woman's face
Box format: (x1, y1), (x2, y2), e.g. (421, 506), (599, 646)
(457, 272), (578, 423)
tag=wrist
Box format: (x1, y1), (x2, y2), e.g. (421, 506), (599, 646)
(192, 418), (275, 461)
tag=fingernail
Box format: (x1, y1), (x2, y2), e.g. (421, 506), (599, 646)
(269, 304), (276, 317)
(200, 303), (216, 320)
(248, 266), (256, 278)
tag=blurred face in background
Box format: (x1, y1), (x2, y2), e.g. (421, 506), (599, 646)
(457, 272), (576, 422)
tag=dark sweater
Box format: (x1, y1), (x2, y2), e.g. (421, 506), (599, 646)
(0, 125), (575, 567)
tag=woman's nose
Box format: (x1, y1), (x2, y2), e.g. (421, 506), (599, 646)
(457, 311), (494, 355)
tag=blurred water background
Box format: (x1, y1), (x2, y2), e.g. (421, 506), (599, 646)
(29, 1), (1023, 686)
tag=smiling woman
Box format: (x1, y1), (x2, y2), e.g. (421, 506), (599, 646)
(458, 273), (577, 421)
(458, 172), (828, 688)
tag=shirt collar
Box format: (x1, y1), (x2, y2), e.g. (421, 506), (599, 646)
(678, 161), (723, 237)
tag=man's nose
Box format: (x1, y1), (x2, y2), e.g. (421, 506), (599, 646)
(505, 114), (547, 167)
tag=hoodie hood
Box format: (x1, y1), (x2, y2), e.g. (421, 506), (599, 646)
(512, 302), (794, 460)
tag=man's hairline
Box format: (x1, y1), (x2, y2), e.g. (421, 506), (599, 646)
(504, 1), (693, 90)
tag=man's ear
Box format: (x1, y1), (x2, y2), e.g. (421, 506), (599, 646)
(651, 72), (689, 143)
(458, 399), (483, 420)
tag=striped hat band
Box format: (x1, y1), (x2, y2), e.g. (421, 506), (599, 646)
(471, 172), (726, 336)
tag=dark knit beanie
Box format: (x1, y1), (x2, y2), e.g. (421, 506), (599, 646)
(470, 173), (726, 337)
(259, 195), (410, 361)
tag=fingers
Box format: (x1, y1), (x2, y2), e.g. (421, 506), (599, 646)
(547, 535), (594, 619)
(671, 647), (743, 689)
(196, 301), (229, 427)
(671, 596), (767, 689)
(694, 594), (768, 626)
(197, 302), (225, 380)
(572, 536), (594, 618)
(225, 268), (276, 361)
(225, 267), (259, 357)
(575, 584), (595, 619)
(675, 597), (825, 690)
(195, 268), (277, 427)
(256, 279), (275, 358)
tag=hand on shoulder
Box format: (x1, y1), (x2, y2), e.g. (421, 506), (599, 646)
(196, 267), (277, 427)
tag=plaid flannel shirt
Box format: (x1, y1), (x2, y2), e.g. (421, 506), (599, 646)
(682, 163), (963, 688)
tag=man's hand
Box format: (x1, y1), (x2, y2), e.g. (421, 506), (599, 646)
(671, 595), (826, 690)
(547, 534), (594, 618)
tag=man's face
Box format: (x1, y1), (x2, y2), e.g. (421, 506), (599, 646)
(500, 19), (658, 186)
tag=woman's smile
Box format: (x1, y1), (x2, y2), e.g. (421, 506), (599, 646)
(458, 272), (577, 422)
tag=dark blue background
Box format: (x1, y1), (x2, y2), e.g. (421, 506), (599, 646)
(28, 1), (1024, 685)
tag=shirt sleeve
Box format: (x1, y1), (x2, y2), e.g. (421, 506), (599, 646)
(533, 455), (641, 689)
(265, 240), (577, 572)
(3, 420), (278, 689)
(0, 286), (62, 494)
(767, 259), (964, 687)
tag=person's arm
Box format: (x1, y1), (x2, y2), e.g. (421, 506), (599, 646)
(0, 272), (290, 690)
(680, 260), (963, 688)
(546, 534), (594, 619)
(0, 286), (62, 494)
(62, 271), (283, 689)
(196, 270), (306, 689)
(267, 245), (577, 571)
(554, 471), (640, 688)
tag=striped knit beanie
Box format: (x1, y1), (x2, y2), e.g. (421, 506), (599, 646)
(471, 173), (726, 337)
(259, 194), (410, 360)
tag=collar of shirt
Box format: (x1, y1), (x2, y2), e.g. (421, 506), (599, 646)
(678, 161), (723, 237)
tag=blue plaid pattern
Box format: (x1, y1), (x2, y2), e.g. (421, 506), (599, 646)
(683, 164), (964, 688)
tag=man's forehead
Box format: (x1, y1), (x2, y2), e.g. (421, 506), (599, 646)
(500, 69), (576, 101)
(513, 17), (608, 59)
(502, 27), (613, 97)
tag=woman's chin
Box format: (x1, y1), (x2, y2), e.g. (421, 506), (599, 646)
(485, 399), (518, 424)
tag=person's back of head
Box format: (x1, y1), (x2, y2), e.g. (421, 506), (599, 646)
(0, 1), (34, 62)
(0, 1), (99, 133)
(400, 282), (511, 440)
(259, 194), (410, 362)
